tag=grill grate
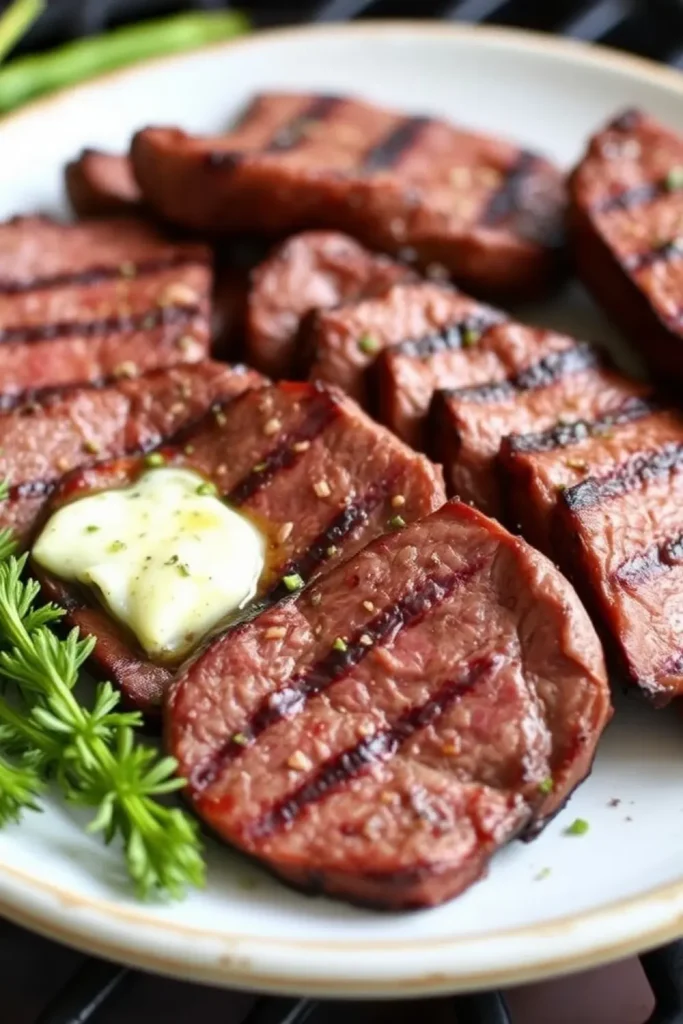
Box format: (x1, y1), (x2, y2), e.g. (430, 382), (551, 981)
(5, 0), (683, 1022)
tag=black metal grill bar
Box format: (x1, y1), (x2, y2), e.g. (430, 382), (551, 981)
(35, 960), (129, 1024)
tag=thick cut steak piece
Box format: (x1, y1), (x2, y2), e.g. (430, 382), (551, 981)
(499, 397), (661, 554)
(65, 150), (141, 217)
(0, 362), (262, 548)
(131, 92), (566, 299)
(0, 216), (212, 394)
(551, 406), (683, 703)
(36, 382), (445, 712)
(168, 500), (610, 910)
(350, 283), (588, 450)
(305, 281), (502, 412)
(569, 109), (683, 386)
(431, 344), (645, 516)
(247, 231), (413, 378)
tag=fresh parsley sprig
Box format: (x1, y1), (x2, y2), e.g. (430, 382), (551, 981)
(0, 553), (205, 899)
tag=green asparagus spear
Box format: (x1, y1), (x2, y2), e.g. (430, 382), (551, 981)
(0, 9), (249, 115)
(0, 0), (45, 65)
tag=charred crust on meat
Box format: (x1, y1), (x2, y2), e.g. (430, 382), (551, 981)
(251, 654), (497, 839)
(0, 303), (203, 346)
(361, 116), (432, 172)
(205, 151), (244, 171)
(191, 568), (483, 792)
(267, 95), (343, 152)
(622, 236), (683, 273)
(0, 253), (209, 295)
(226, 390), (341, 506)
(562, 442), (683, 511)
(394, 310), (503, 359)
(268, 485), (392, 601)
(608, 108), (643, 133)
(505, 396), (658, 455)
(615, 533), (683, 589)
(442, 343), (602, 406)
(592, 181), (665, 216)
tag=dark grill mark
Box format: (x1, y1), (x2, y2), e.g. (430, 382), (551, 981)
(564, 442), (683, 512)
(266, 96), (341, 152)
(226, 392), (339, 506)
(361, 116), (431, 172)
(442, 343), (601, 405)
(593, 181), (666, 216)
(268, 481), (393, 601)
(481, 150), (538, 226)
(505, 397), (658, 455)
(0, 303), (200, 346)
(393, 310), (503, 360)
(609, 109), (643, 133)
(623, 238), (683, 273)
(616, 533), (683, 588)
(0, 254), (205, 296)
(194, 567), (483, 791)
(205, 150), (243, 171)
(252, 656), (496, 838)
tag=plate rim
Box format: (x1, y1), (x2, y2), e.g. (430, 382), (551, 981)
(2, 17), (683, 997)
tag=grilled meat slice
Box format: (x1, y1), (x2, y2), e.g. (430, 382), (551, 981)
(354, 285), (592, 450)
(304, 281), (501, 412)
(36, 382), (445, 712)
(168, 500), (609, 910)
(0, 216), (212, 395)
(569, 109), (683, 386)
(247, 231), (413, 378)
(549, 406), (683, 703)
(65, 150), (141, 218)
(131, 92), (566, 299)
(498, 397), (661, 554)
(431, 345), (646, 516)
(0, 362), (263, 548)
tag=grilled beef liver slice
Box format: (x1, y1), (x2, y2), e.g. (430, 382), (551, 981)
(247, 231), (413, 378)
(569, 109), (683, 385)
(304, 281), (496, 411)
(167, 499), (610, 910)
(499, 397), (661, 554)
(431, 344), (646, 517)
(552, 408), (683, 703)
(131, 92), (566, 299)
(0, 362), (263, 548)
(65, 150), (141, 217)
(0, 216), (212, 394)
(36, 381), (445, 712)
(371, 295), (587, 450)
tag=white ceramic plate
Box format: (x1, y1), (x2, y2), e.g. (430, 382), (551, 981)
(1, 20), (683, 999)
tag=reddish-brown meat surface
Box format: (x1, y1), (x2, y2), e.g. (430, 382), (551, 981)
(0, 216), (212, 394)
(65, 150), (141, 217)
(167, 500), (610, 910)
(304, 281), (493, 411)
(569, 109), (683, 385)
(499, 396), (661, 554)
(365, 287), (589, 449)
(431, 345), (645, 516)
(131, 92), (566, 299)
(0, 361), (263, 548)
(552, 406), (683, 703)
(247, 231), (413, 378)
(36, 382), (445, 712)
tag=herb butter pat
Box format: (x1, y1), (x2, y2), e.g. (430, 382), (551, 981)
(32, 467), (265, 660)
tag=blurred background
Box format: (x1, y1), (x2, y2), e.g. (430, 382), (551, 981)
(7, 0), (683, 65)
